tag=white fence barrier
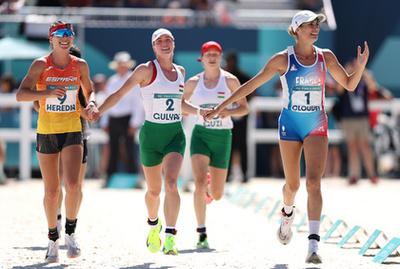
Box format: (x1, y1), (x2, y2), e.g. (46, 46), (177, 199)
(1, 94), (399, 180)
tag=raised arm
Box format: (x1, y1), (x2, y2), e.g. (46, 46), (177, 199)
(206, 52), (287, 120)
(324, 41), (369, 91)
(97, 62), (152, 117)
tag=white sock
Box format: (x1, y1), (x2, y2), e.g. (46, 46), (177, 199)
(283, 203), (293, 215)
(309, 220), (320, 235)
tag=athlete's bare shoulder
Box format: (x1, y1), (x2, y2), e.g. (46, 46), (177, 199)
(175, 64), (185, 78)
(30, 56), (47, 73)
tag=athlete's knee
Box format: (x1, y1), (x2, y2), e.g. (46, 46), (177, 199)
(285, 181), (300, 194)
(211, 190), (223, 201)
(64, 180), (79, 194)
(306, 177), (321, 193)
(164, 179), (178, 194)
(44, 188), (60, 203)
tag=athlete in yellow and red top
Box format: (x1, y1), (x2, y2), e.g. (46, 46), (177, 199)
(36, 54), (82, 134)
(16, 21), (99, 263)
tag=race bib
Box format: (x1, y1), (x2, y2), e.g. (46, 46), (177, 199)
(201, 103), (223, 128)
(152, 93), (182, 122)
(291, 85), (322, 112)
(45, 85), (78, 113)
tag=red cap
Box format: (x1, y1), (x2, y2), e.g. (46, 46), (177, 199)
(197, 41), (222, 62)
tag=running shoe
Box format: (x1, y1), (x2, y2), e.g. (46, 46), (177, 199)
(65, 233), (81, 258)
(348, 177), (358, 185)
(370, 176), (379, 184)
(276, 207), (295, 245)
(306, 240), (322, 264)
(146, 220), (162, 253)
(45, 239), (59, 263)
(205, 173), (213, 205)
(196, 233), (209, 249)
(163, 234), (178, 255)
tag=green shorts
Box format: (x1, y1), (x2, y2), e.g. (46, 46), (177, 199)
(139, 120), (186, 167)
(190, 124), (232, 169)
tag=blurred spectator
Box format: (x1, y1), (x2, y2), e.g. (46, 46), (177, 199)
(37, 0), (62, 6)
(64, 0), (94, 7)
(124, 0), (152, 7)
(0, 74), (18, 128)
(189, 0), (216, 26)
(337, 58), (379, 184)
(266, 80), (284, 178)
(324, 77), (342, 178)
(162, 1), (186, 26)
(223, 50), (253, 182)
(0, 0), (25, 14)
(100, 51), (144, 186)
(297, 0), (323, 12)
(93, 0), (119, 7)
(368, 84), (393, 129)
(0, 135), (5, 184)
(92, 73), (109, 178)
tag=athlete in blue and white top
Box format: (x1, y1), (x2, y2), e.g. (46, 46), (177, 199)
(96, 28), (203, 256)
(184, 41), (248, 248)
(279, 45), (328, 141)
(205, 10), (370, 264)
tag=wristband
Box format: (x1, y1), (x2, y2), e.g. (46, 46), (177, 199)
(89, 100), (97, 106)
(197, 108), (201, 118)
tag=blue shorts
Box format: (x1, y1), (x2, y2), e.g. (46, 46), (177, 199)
(278, 108), (328, 142)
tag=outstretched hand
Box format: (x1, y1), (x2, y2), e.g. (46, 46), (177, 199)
(84, 105), (100, 122)
(357, 41), (369, 68)
(204, 106), (220, 121)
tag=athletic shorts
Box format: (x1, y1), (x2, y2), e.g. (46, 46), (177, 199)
(190, 124), (232, 169)
(278, 108), (328, 142)
(341, 117), (370, 140)
(139, 120), (186, 167)
(36, 132), (83, 154)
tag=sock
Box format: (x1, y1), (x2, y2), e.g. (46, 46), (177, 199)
(309, 220), (320, 236)
(148, 217), (159, 229)
(196, 226), (206, 234)
(197, 226), (207, 242)
(48, 227), (59, 242)
(283, 203), (294, 215)
(165, 226), (176, 237)
(65, 218), (77, 236)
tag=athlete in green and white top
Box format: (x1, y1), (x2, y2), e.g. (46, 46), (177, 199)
(96, 28), (207, 256)
(184, 41), (249, 249)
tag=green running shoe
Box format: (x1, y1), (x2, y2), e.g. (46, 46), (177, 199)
(163, 234), (178, 255)
(146, 219), (162, 253)
(196, 233), (209, 249)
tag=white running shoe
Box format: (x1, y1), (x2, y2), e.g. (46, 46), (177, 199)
(45, 239), (59, 263)
(306, 239), (322, 264)
(65, 233), (81, 258)
(276, 207), (295, 245)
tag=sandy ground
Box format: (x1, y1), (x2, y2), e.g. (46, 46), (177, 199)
(0, 177), (399, 269)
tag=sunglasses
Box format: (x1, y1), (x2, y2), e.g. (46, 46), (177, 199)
(52, 29), (74, 38)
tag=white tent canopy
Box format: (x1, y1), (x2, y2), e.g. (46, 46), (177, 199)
(0, 36), (49, 60)
(0, 36), (49, 73)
